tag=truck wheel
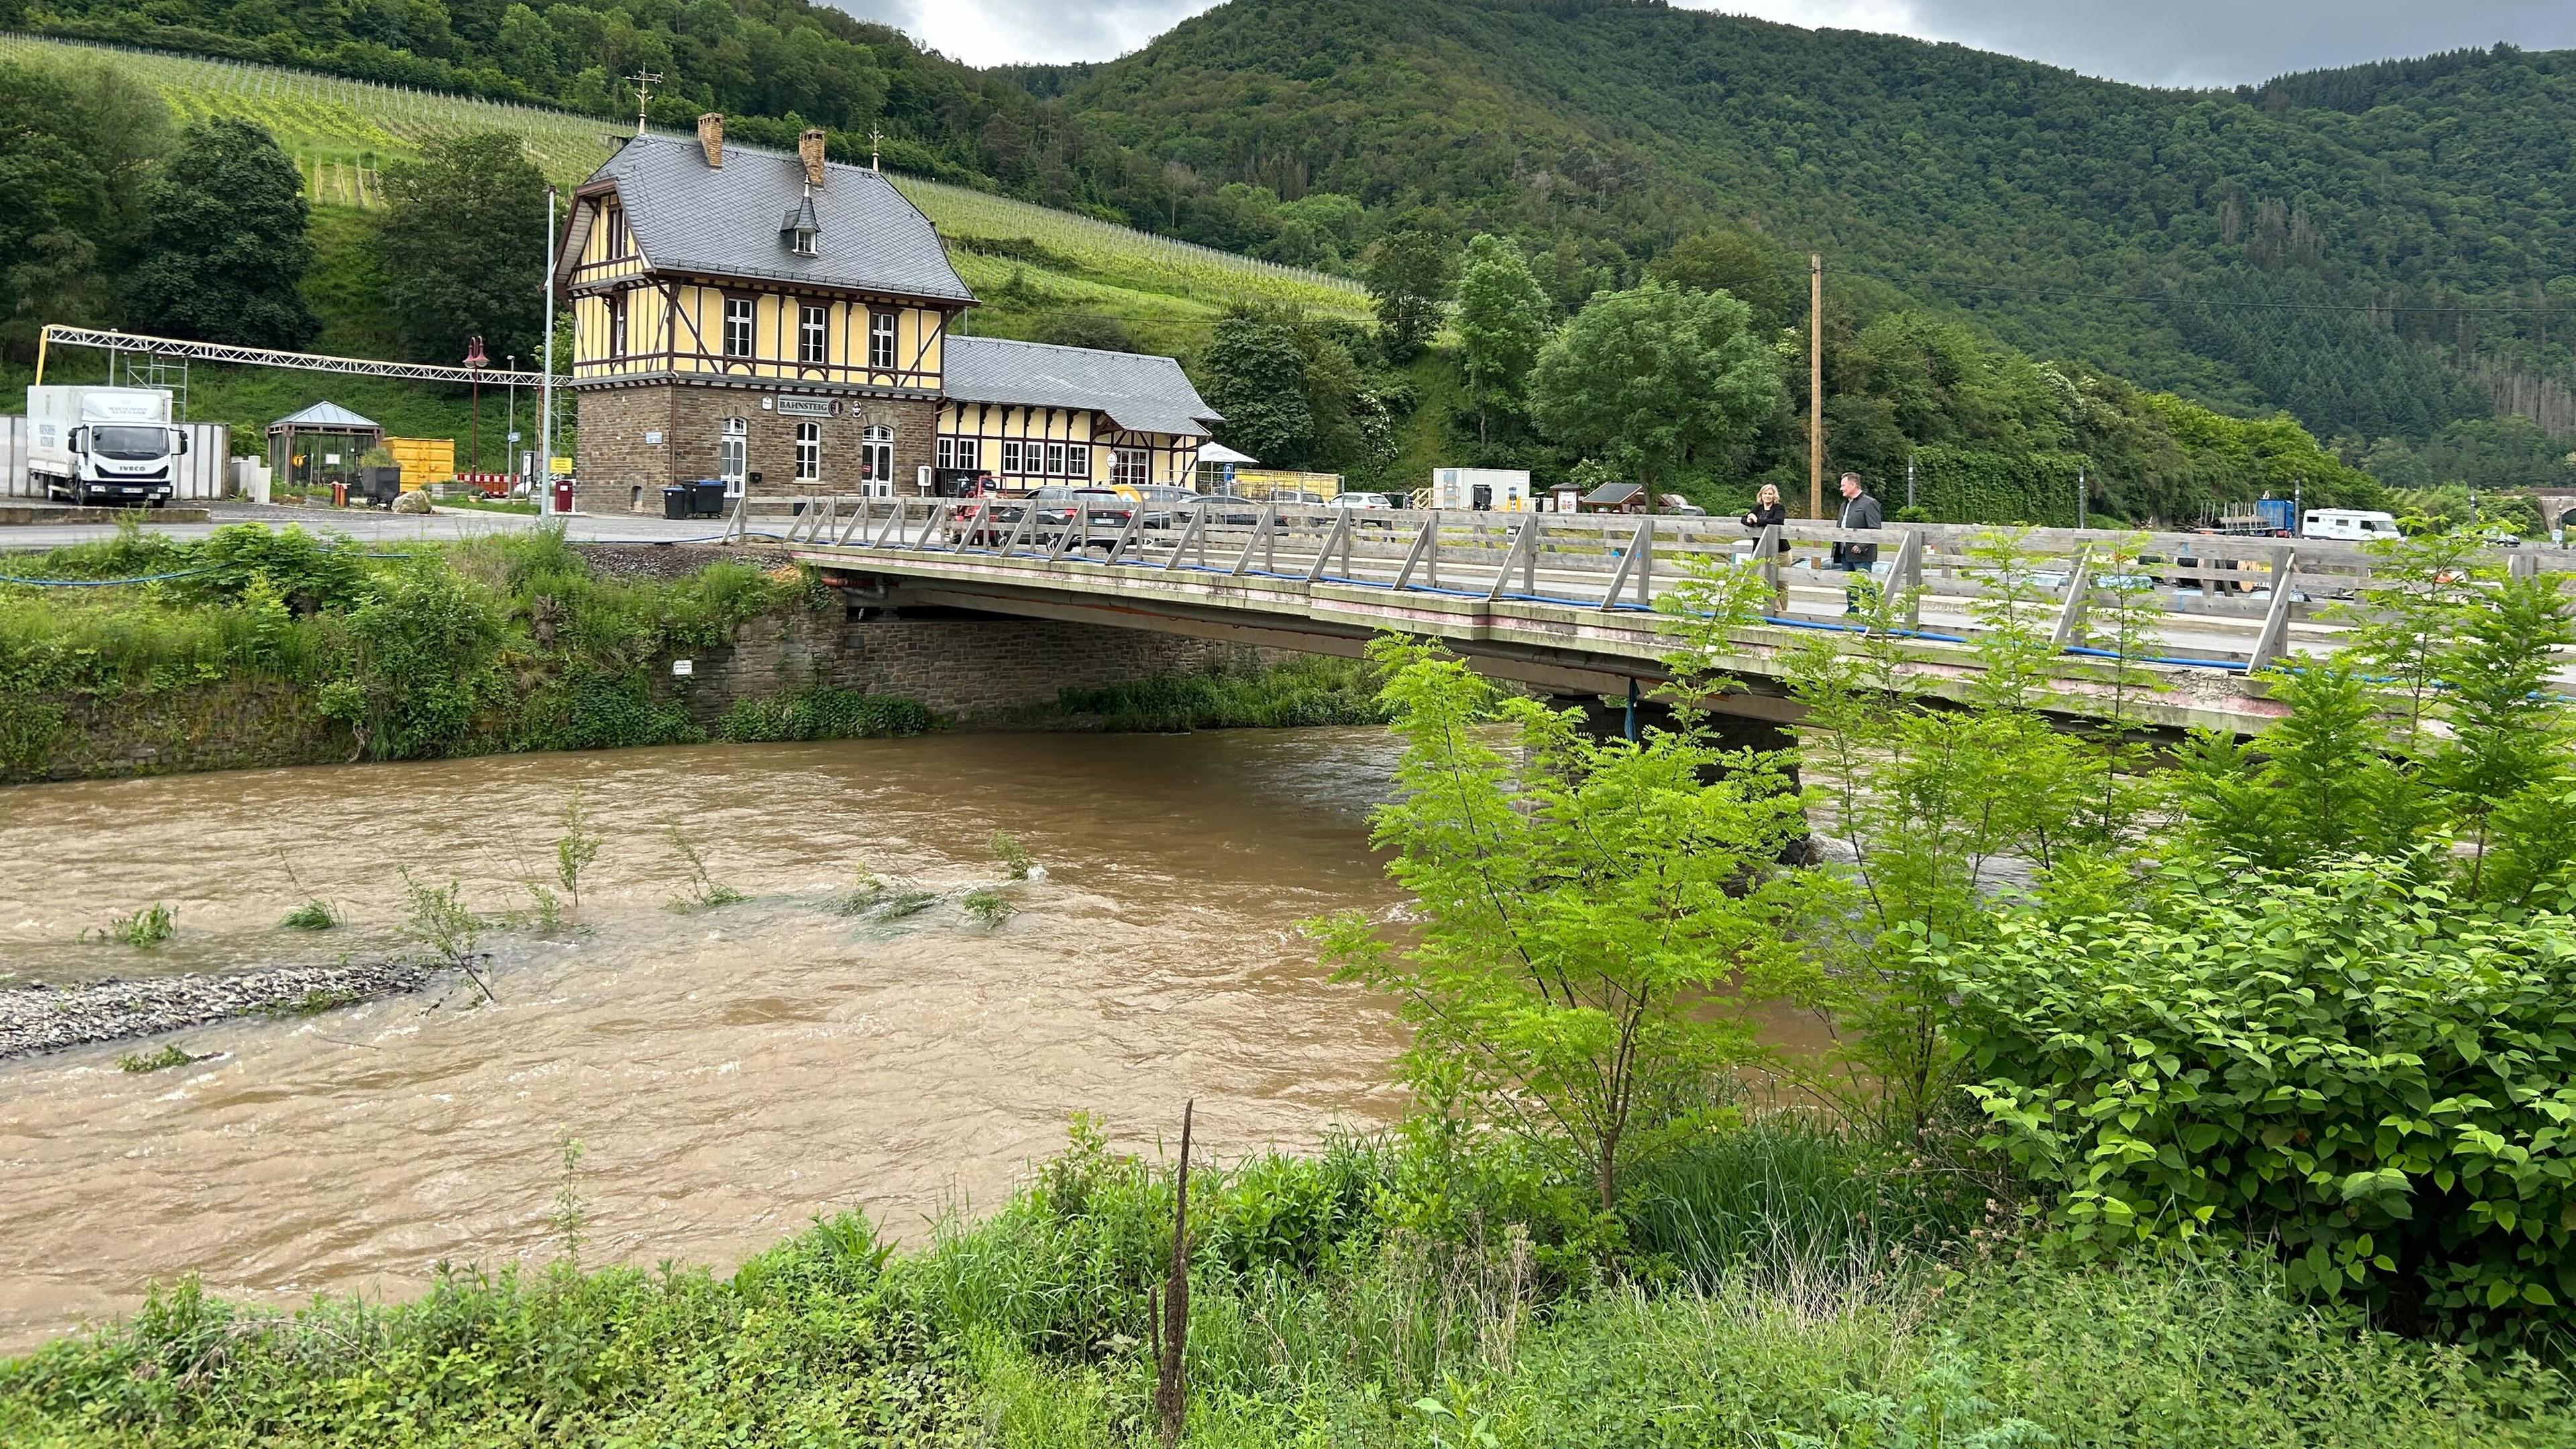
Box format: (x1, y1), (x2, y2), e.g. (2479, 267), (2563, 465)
(72, 482), (90, 507)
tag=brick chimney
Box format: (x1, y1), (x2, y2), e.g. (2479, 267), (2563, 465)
(696, 112), (724, 168)
(798, 127), (827, 186)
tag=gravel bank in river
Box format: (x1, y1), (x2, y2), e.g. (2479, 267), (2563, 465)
(0, 960), (432, 1059)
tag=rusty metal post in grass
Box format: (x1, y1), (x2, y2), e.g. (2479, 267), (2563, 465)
(1154, 1099), (1195, 1448)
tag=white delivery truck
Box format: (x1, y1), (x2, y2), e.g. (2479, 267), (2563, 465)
(1432, 467), (1531, 511)
(25, 385), (187, 506)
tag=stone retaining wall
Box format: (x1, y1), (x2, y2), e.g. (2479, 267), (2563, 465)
(652, 602), (1258, 724)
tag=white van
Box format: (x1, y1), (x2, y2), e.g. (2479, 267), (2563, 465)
(2302, 509), (2402, 541)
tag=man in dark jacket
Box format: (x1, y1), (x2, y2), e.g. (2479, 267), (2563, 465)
(1830, 473), (1883, 613)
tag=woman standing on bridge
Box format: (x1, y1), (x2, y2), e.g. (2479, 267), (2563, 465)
(1741, 482), (1790, 615)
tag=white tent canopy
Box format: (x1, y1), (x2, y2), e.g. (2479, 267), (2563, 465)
(1196, 442), (1258, 466)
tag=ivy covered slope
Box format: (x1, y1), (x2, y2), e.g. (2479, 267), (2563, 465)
(0, 525), (930, 782)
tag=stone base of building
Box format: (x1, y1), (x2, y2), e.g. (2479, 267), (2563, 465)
(572, 382), (937, 515)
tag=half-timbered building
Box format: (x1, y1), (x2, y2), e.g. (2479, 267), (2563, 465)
(934, 337), (1219, 494)
(558, 115), (1224, 513)
(557, 117), (971, 513)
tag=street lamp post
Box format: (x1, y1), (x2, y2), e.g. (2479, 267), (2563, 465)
(464, 334), (488, 476)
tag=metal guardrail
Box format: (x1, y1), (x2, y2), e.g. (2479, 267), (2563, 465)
(751, 495), (2568, 680)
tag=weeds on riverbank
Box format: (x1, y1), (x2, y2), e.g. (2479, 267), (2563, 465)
(1049, 654), (1390, 731)
(663, 825), (746, 914)
(989, 831), (1032, 880)
(0, 524), (932, 780)
(115, 1044), (191, 1073)
(962, 887), (1016, 927)
(276, 900), (337, 931)
(398, 874), (492, 1003)
(7, 1118), (2566, 1447)
(82, 904), (172, 949)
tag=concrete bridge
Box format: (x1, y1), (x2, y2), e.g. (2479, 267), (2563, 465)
(753, 495), (2568, 736)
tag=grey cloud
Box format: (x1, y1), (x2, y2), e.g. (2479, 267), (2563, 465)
(824, 0), (2576, 83)
(1860, 0), (2576, 87)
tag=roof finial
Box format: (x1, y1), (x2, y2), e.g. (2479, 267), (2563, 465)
(628, 68), (663, 137)
(869, 123), (882, 173)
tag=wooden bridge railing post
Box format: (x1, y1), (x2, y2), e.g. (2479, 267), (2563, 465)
(2247, 550), (2300, 673)
(2048, 545), (2095, 650)
(1394, 517), (1437, 591)
(1307, 509), (1352, 584)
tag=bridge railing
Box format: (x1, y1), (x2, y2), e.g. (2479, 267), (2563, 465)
(769, 496), (2565, 678)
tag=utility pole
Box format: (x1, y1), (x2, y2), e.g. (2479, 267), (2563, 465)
(539, 186), (558, 517)
(1809, 254), (1824, 519)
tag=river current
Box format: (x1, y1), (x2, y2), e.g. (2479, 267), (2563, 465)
(0, 731), (1410, 1353)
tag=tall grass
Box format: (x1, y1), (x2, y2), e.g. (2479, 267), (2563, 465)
(3, 1119), (2566, 1446)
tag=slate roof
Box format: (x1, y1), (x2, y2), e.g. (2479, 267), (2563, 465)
(586, 133), (975, 304)
(943, 336), (1222, 437)
(268, 400), (380, 432)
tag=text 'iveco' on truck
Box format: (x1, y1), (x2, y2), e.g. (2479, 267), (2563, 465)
(26, 385), (187, 506)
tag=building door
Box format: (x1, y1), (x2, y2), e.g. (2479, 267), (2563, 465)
(859, 424), (895, 497)
(718, 417), (747, 500)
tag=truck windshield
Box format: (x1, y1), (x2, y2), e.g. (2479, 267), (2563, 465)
(90, 426), (170, 460)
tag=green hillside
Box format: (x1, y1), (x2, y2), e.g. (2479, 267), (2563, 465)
(0, 35), (1366, 457)
(12, 0), (2576, 458)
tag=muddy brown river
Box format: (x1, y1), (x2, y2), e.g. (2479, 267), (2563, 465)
(0, 731), (1413, 1354)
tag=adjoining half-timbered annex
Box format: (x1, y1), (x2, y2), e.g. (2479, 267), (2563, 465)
(556, 116), (974, 513)
(933, 337), (1221, 495)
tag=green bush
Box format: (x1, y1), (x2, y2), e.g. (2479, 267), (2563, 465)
(1053, 655), (1389, 731)
(1911, 446), (2088, 527)
(1953, 855), (2576, 1336)
(713, 688), (937, 743)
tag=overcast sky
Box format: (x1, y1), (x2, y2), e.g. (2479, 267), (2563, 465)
(841, 0), (2576, 88)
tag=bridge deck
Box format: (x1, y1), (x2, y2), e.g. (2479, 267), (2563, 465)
(761, 497), (2571, 735)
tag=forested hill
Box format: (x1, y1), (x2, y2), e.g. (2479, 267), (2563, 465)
(7, 0), (2575, 456)
(1038, 1), (2576, 448)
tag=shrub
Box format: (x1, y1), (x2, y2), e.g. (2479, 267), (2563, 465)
(714, 688), (937, 743)
(1952, 854), (2576, 1336)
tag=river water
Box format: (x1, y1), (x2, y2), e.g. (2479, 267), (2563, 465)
(0, 731), (1412, 1354)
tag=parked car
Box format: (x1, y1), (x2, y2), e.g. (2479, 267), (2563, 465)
(1030, 486), (1136, 547)
(1110, 483), (1194, 528)
(1328, 491), (1391, 510)
(1192, 494), (1265, 527)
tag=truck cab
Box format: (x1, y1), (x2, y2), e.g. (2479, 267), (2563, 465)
(26, 385), (185, 506)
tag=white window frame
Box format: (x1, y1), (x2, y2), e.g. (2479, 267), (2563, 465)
(869, 310), (898, 370)
(719, 417), (748, 498)
(607, 291), (628, 358)
(798, 303), (828, 366)
(1046, 441), (1067, 478)
(1067, 445), (1090, 482)
(723, 297), (755, 358)
(1000, 439), (1022, 475)
(1111, 447), (1150, 488)
(794, 421), (820, 483)
(936, 436), (981, 472)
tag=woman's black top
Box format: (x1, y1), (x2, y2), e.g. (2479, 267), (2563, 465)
(1739, 500), (1788, 552)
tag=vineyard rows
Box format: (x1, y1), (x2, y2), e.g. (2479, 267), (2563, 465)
(0, 34), (1369, 317)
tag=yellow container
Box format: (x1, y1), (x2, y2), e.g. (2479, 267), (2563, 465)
(386, 436), (455, 491)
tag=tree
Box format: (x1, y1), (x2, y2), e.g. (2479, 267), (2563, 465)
(0, 62), (168, 358)
(1199, 310), (1312, 466)
(376, 130), (550, 366)
(1314, 636), (1819, 1214)
(1646, 227), (1795, 331)
(1453, 234), (1552, 445)
(1529, 282), (1779, 509)
(125, 118), (318, 348)
(1363, 229), (1450, 364)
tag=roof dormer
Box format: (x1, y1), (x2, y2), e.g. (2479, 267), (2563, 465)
(782, 190), (821, 256)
